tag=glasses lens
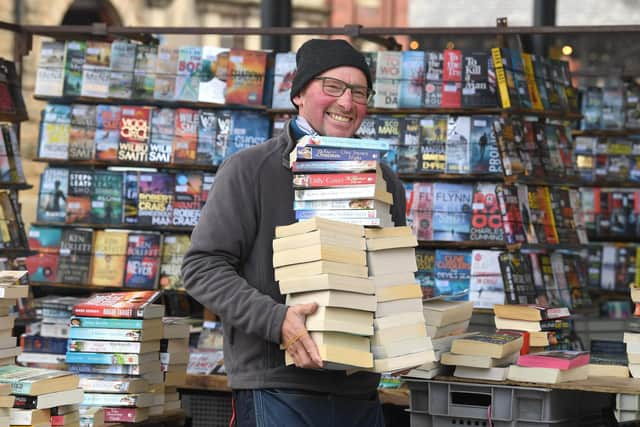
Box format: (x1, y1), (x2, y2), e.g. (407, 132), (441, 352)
(321, 78), (346, 96)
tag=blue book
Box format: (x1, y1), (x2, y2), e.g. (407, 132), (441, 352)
(65, 352), (147, 365)
(293, 146), (381, 162)
(434, 249), (471, 301)
(36, 168), (69, 223)
(469, 115), (502, 174)
(227, 111), (271, 157)
(297, 135), (390, 151)
(432, 182), (473, 241)
(69, 316), (157, 329)
(399, 50), (424, 108)
(291, 160), (378, 173)
(67, 363), (147, 376)
(69, 327), (160, 342)
(21, 335), (67, 354)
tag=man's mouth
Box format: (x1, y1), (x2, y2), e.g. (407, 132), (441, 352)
(327, 112), (352, 123)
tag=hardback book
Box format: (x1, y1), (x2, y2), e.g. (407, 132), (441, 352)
(174, 46), (202, 102)
(277, 274), (374, 295)
(78, 374), (149, 394)
(13, 388), (83, 410)
(72, 291), (163, 319)
(225, 49), (267, 106)
(172, 172), (203, 227)
(38, 104), (71, 160)
(67, 339), (160, 354)
(271, 51), (296, 109)
(81, 41), (111, 98)
(198, 47), (228, 104)
(507, 364), (589, 384)
(273, 244), (366, 268)
(305, 306), (373, 336)
(90, 170), (123, 225)
(0, 365), (78, 396)
(136, 172), (174, 227)
(36, 168), (69, 223)
(493, 304), (570, 322)
(65, 169), (92, 224)
(35, 41), (66, 97)
(517, 350), (590, 370)
(441, 350), (519, 368)
(286, 290), (376, 313)
(450, 331), (523, 358)
(423, 300), (473, 327)
(399, 51), (424, 108)
(63, 41), (86, 97)
(454, 365), (509, 381)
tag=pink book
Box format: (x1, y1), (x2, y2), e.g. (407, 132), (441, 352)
(517, 350), (590, 370)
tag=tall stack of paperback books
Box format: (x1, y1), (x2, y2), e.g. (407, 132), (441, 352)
(160, 317), (190, 413)
(365, 227), (434, 372)
(274, 218), (376, 369)
(66, 291), (165, 423)
(291, 135), (393, 227)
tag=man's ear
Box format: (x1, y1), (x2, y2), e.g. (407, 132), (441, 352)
(292, 93), (303, 108)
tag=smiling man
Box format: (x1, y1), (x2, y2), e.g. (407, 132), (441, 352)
(182, 39), (406, 426)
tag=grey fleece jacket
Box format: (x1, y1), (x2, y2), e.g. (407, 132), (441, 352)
(181, 120), (407, 395)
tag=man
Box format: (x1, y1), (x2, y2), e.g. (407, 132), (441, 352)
(182, 39), (406, 426)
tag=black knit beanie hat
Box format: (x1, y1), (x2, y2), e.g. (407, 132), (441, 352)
(290, 39), (373, 105)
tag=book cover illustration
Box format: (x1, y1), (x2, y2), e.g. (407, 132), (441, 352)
(225, 49), (267, 106)
(25, 252), (59, 283)
(81, 41), (111, 98)
(94, 128), (119, 161)
(90, 171), (123, 225)
(399, 50), (424, 108)
(73, 290), (162, 319)
(227, 110), (270, 157)
(470, 183), (504, 241)
(66, 169), (92, 224)
(445, 115), (471, 174)
(159, 234), (191, 290)
(35, 41), (66, 97)
(196, 110), (217, 165)
(122, 171), (139, 225)
(154, 45), (179, 101)
(173, 108), (199, 164)
(147, 108), (174, 164)
(271, 52), (296, 109)
(38, 104), (71, 160)
(198, 47), (228, 104)
(434, 249), (471, 300)
(172, 172), (203, 227)
(470, 116), (501, 174)
(419, 115), (447, 173)
(423, 51), (443, 107)
(57, 228), (93, 284)
(441, 48), (462, 107)
(37, 168), (69, 223)
(68, 125), (95, 161)
(118, 106), (151, 163)
(137, 172), (174, 226)
(500, 252), (536, 305)
(133, 45), (157, 100)
(415, 248), (435, 299)
(27, 225), (62, 253)
(397, 116), (421, 173)
(213, 110), (232, 165)
(63, 41), (86, 97)
(174, 46), (202, 102)
(124, 255), (160, 290)
(462, 50), (497, 107)
(373, 51), (401, 109)
(109, 41), (136, 99)
(432, 182), (472, 241)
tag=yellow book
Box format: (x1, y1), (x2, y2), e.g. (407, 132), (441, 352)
(305, 306), (373, 336)
(278, 274), (374, 295)
(285, 343), (373, 369)
(275, 261), (368, 281)
(365, 235), (418, 251)
(275, 217), (364, 239)
(89, 254), (126, 287)
(364, 226), (412, 239)
(272, 244), (366, 268)
(376, 284), (423, 302)
(491, 47), (511, 109)
(286, 290), (377, 312)
(272, 230), (365, 252)
(521, 53), (543, 110)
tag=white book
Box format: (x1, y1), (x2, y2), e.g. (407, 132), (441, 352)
(454, 366), (509, 381)
(372, 337), (434, 359)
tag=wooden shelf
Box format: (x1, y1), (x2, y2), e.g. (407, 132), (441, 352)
(32, 221), (193, 233)
(573, 128), (640, 137)
(0, 110), (28, 123)
(0, 248), (37, 257)
(29, 281), (160, 292)
(399, 173), (504, 182)
(418, 240), (507, 249)
(573, 180), (640, 188)
(32, 157), (218, 173)
(0, 182), (32, 190)
(34, 95), (267, 111)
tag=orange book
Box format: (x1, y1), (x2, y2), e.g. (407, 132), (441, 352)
(225, 49), (267, 106)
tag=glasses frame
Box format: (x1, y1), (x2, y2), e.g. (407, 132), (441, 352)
(313, 77), (375, 105)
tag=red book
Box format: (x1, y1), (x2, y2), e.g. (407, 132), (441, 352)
(103, 407), (149, 423)
(292, 173), (379, 188)
(442, 49), (462, 82)
(517, 350), (590, 370)
(72, 291), (164, 319)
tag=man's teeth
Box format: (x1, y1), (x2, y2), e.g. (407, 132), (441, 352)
(328, 113), (351, 122)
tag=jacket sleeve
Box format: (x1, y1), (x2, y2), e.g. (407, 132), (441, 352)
(181, 154), (287, 345)
(380, 163), (407, 226)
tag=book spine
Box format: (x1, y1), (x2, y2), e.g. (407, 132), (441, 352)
(79, 376), (136, 393)
(69, 327), (143, 342)
(291, 160), (378, 173)
(70, 316), (145, 329)
(68, 339), (142, 353)
(68, 363), (142, 375)
(83, 392), (141, 407)
(295, 209), (379, 220)
(12, 394), (38, 409)
(294, 146), (381, 162)
(103, 407), (142, 423)
(21, 335), (68, 354)
(72, 305), (136, 319)
(298, 135), (389, 151)
(294, 185), (378, 201)
(293, 173), (377, 188)
(65, 352), (143, 365)
(293, 199), (376, 210)
(7, 381), (33, 395)
(491, 48), (511, 109)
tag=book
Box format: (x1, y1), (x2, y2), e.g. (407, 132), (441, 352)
(305, 306), (373, 336)
(454, 366), (509, 381)
(57, 228), (93, 284)
(422, 300), (473, 326)
(37, 168), (69, 223)
(441, 350), (519, 368)
(493, 304), (570, 322)
(13, 388), (84, 410)
(273, 244), (366, 268)
(66, 170), (92, 224)
(372, 350), (434, 373)
(450, 331), (523, 358)
(277, 274), (374, 295)
(72, 291), (163, 319)
(90, 171), (123, 225)
(367, 247), (417, 276)
(137, 172), (174, 226)
(67, 340), (160, 354)
(69, 316), (162, 330)
(225, 49), (267, 105)
(159, 234), (190, 290)
(286, 290), (376, 312)
(506, 364), (589, 384)
(82, 391), (155, 408)
(517, 350), (590, 370)
(63, 41), (86, 97)
(0, 365), (78, 396)
(89, 230), (128, 287)
(285, 343), (373, 370)
(65, 351), (158, 365)
(271, 52), (296, 109)
(78, 374), (149, 393)
(432, 182), (472, 241)
(198, 47), (228, 104)
(68, 327), (162, 342)
(117, 106), (150, 163)
(273, 230), (365, 253)
(81, 41), (110, 98)
(274, 217), (364, 239)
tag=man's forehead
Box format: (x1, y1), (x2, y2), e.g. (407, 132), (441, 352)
(317, 66), (368, 85)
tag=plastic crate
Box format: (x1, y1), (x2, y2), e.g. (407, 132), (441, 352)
(618, 394), (640, 411)
(408, 410), (575, 427)
(181, 392), (232, 427)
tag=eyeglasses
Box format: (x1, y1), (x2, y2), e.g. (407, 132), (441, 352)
(313, 77), (374, 105)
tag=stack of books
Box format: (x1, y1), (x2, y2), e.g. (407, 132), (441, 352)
(291, 135), (394, 227)
(66, 291), (165, 424)
(405, 299), (474, 379)
(274, 218), (376, 369)
(365, 227), (434, 372)
(587, 340), (629, 378)
(507, 350), (590, 384)
(628, 285), (640, 378)
(443, 331), (524, 381)
(0, 365), (83, 427)
(160, 317), (190, 413)
(493, 304), (571, 352)
(79, 406), (105, 427)
(19, 296), (83, 371)
(0, 272), (27, 365)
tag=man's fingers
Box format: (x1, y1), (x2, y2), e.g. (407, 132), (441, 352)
(299, 334), (323, 368)
(293, 302), (318, 316)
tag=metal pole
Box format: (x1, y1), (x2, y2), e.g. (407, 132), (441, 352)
(533, 0), (556, 56)
(261, 0), (292, 52)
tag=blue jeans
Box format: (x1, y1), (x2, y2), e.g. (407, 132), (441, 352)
(233, 389), (385, 427)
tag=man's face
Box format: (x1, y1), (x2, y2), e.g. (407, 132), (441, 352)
(293, 66), (368, 137)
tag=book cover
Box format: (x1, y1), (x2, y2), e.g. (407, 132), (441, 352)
(422, 50), (443, 108)
(38, 104), (71, 160)
(419, 115), (447, 173)
(373, 51), (402, 109)
(415, 248), (435, 299)
(81, 41), (111, 98)
(159, 234), (190, 290)
(118, 106), (151, 163)
(469, 115), (501, 174)
(445, 115), (471, 174)
(63, 41), (86, 97)
(133, 45), (157, 100)
(198, 47), (228, 104)
(37, 168), (69, 223)
(462, 50), (497, 107)
(27, 225), (62, 253)
(172, 172), (203, 227)
(124, 255), (160, 289)
(442, 48), (462, 107)
(154, 45), (179, 101)
(174, 46), (202, 102)
(57, 228), (93, 284)
(72, 290), (162, 319)
(411, 182), (434, 241)
(90, 230), (128, 287)
(432, 182), (473, 241)
(94, 129), (119, 162)
(397, 116), (421, 173)
(148, 108), (173, 164)
(225, 49), (267, 105)
(227, 110), (271, 157)
(196, 110), (216, 165)
(271, 52), (296, 109)
(66, 169), (92, 224)
(434, 249), (471, 300)
(122, 171), (139, 225)
(399, 51), (424, 108)
(173, 108), (199, 164)
(25, 252), (59, 283)
(500, 252), (536, 305)
(212, 109), (232, 165)
(137, 172), (174, 226)
(109, 40), (136, 99)
(470, 183), (504, 241)
(35, 41), (66, 97)
(0, 365), (78, 396)
(518, 350), (589, 370)
(90, 171), (123, 225)
(67, 340), (154, 354)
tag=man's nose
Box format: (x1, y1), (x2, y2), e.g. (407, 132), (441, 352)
(336, 88), (354, 108)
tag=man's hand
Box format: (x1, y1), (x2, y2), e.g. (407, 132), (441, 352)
(281, 303), (323, 369)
